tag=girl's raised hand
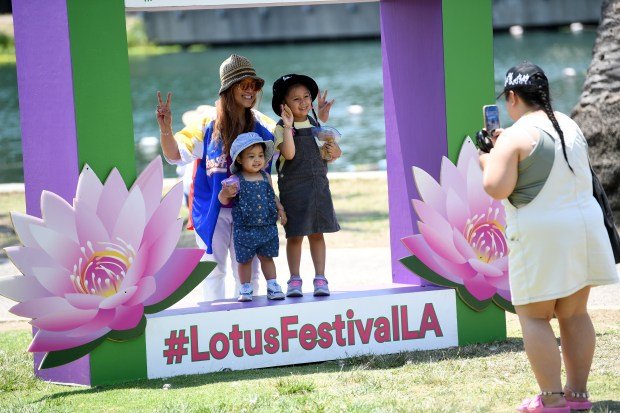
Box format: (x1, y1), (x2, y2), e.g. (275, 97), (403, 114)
(156, 91), (173, 130)
(317, 89), (335, 123)
(281, 104), (294, 127)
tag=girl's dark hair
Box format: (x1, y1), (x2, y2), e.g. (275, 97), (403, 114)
(214, 86), (257, 155)
(508, 75), (573, 172)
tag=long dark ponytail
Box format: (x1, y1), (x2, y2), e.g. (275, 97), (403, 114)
(510, 74), (574, 173)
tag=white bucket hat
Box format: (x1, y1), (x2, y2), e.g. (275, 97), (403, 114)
(230, 132), (275, 174)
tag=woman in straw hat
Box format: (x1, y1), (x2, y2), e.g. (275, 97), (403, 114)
(156, 54), (276, 302)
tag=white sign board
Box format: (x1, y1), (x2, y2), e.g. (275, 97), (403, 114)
(125, 0), (376, 11)
(145, 289), (457, 378)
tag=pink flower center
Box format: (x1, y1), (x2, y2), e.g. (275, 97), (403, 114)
(464, 207), (507, 263)
(70, 240), (134, 297)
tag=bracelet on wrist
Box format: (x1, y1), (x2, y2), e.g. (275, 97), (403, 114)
(160, 130), (173, 136)
(283, 124), (293, 129)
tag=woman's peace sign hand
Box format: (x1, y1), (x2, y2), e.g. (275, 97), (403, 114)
(156, 91), (173, 130)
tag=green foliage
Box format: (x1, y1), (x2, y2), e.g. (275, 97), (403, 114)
(0, 32), (14, 51)
(125, 16), (150, 48)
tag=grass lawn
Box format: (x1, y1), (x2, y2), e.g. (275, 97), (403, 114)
(0, 311), (618, 412)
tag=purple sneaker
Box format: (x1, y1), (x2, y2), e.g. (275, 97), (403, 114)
(313, 277), (330, 296)
(286, 277), (303, 297)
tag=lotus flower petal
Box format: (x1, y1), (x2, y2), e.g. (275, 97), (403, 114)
(74, 199), (111, 247)
(452, 228), (477, 261)
(0, 158), (204, 355)
(109, 304), (144, 331)
(119, 245), (148, 290)
(445, 189), (470, 231)
(141, 219), (184, 277)
(64, 308), (115, 336)
(440, 157), (467, 204)
(402, 235), (469, 285)
(41, 191), (78, 244)
(0, 273), (52, 303)
(467, 258), (503, 278)
(418, 222), (466, 264)
(64, 293), (104, 310)
(96, 168), (128, 231)
(466, 161), (490, 214)
(10, 212), (45, 249)
(456, 137), (479, 174)
(5, 246), (56, 279)
(125, 276), (156, 307)
(29, 327), (111, 353)
(29, 266), (76, 297)
(497, 288), (511, 301)
(29, 226), (81, 273)
(75, 164), (104, 211)
(11, 296), (76, 319)
(140, 182), (184, 250)
(402, 139), (512, 306)
(144, 248), (204, 306)
(464, 273), (498, 301)
(131, 156), (163, 222)
(99, 285), (138, 309)
(112, 185), (146, 251)
(412, 166), (447, 218)
(31, 308), (99, 332)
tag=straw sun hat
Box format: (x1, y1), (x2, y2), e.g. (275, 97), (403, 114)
(218, 54), (265, 95)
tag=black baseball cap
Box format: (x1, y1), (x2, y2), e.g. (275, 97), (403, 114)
(271, 74), (319, 116)
(497, 62), (548, 99)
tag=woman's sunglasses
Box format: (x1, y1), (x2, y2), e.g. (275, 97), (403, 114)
(237, 80), (262, 92)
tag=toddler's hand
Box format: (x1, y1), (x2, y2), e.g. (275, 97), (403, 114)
(220, 182), (239, 199)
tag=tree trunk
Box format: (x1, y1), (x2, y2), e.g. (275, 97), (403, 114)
(572, 0), (620, 220)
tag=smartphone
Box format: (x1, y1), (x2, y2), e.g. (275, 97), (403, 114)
(483, 105), (500, 132)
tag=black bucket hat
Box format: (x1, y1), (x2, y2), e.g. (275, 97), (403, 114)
(271, 74), (319, 116)
(497, 61), (548, 99)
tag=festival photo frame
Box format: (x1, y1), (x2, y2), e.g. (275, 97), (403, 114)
(3, 0), (510, 386)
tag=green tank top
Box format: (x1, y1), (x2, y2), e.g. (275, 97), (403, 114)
(508, 129), (556, 208)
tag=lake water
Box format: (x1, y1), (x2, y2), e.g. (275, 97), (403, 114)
(0, 29), (596, 183)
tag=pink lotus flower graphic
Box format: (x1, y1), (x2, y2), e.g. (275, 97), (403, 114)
(0, 157), (214, 367)
(400, 138), (514, 313)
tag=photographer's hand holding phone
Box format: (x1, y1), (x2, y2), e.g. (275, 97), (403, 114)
(476, 105), (502, 153)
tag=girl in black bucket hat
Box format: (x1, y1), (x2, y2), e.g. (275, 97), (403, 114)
(156, 54), (276, 303)
(271, 74), (341, 298)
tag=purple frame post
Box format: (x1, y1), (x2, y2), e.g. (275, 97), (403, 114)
(13, 0), (89, 385)
(380, 0), (448, 285)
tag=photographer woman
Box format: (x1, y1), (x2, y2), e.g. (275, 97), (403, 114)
(156, 54), (277, 301)
(479, 62), (618, 412)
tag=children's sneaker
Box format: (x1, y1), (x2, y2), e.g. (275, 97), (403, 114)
(238, 283), (253, 302)
(313, 277), (330, 296)
(286, 277), (303, 297)
(267, 281), (285, 300)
